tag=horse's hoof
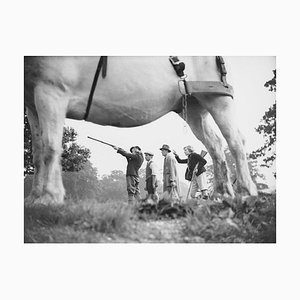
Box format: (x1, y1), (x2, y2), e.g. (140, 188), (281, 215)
(25, 193), (64, 206)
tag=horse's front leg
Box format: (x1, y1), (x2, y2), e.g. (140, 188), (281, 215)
(34, 82), (69, 205)
(184, 100), (235, 198)
(198, 95), (258, 196)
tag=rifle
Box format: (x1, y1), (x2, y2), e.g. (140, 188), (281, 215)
(87, 136), (116, 148)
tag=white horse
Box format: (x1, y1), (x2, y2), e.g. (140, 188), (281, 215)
(24, 56), (257, 205)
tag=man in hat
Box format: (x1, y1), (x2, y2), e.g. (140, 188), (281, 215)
(143, 151), (159, 204)
(113, 145), (144, 204)
(160, 144), (180, 198)
(173, 145), (209, 200)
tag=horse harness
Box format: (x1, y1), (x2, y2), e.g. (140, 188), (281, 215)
(169, 56), (234, 122)
(84, 56), (234, 121)
(84, 56), (108, 121)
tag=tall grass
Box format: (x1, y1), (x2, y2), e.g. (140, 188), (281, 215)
(24, 199), (135, 243)
(24, 194), (276, 243)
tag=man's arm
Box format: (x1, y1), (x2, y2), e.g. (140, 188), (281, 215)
(173, 152), (188, 164)
(114, 147), (136, 159)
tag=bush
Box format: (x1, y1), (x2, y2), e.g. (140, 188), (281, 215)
(183, 195), (276, 243)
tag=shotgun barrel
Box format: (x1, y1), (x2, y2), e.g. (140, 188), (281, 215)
(87, 136), (116, 148)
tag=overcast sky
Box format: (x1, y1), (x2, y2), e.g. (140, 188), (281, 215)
(65, 56), (276, 187)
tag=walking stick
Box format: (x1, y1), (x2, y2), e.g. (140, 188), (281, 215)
(185, 163), (199, 202)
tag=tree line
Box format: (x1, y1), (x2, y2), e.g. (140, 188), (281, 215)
(250, 69), (276, 175)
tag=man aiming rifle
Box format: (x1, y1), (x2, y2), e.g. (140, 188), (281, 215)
(88, 136), (144, 204)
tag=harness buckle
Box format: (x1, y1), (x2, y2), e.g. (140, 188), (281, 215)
(169, 56), (186, 78)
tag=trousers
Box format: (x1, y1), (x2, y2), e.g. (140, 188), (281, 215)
(126, 175), (140, 198)
(190, 172), (208, 198)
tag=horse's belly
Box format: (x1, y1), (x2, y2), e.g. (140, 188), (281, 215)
(66, 58), (181, 126)
(62, 56), (216, 126)
(86, 94), (177, 127)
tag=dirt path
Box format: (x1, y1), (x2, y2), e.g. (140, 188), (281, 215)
(99, 219), (205, 243)
(134, 219), (186, 242)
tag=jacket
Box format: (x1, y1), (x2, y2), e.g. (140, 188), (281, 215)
(117, 148), (144, 176)
(163, 153), (180, 192)
(175, 152), (207, 181)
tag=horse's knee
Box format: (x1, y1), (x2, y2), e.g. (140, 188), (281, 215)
(44, 147), (55, 165)
(43, 145), (61, 165)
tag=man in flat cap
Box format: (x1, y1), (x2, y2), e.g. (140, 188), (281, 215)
(143, 151), (159, 204)
(160, 144), (180, 199)
(113, 145), (144, 204)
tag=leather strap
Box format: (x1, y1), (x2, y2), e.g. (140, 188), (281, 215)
(84, 56), (107, 120)
(216, 56), (228, 87)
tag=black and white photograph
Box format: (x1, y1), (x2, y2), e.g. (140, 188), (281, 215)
(24, 56), (276, 243)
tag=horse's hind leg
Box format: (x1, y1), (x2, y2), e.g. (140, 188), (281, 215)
(185, 101), (235, 197)
(25, 107), (45, 204)
(198, 95), (258, 196)
(34, 82), (69, 205)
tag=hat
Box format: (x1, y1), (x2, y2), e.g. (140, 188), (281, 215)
(159, 144), (171, 152)
(144, 151), (154, 156)
(130, 146), (141, 153)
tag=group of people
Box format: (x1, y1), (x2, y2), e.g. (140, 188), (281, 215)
(113, 143), (209, 204)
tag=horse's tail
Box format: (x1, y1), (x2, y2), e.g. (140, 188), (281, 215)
(24, 57), (41, 109)
(24, 57), (42, 86)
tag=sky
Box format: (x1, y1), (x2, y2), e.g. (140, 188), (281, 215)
(65, 56), (276, 188)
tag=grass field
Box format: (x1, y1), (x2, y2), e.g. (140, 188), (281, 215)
(24, 194), (276, 243)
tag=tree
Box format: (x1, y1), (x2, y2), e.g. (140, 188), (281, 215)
(63, 161), (102, 201)
(24, 111), (91, 175)
(61, 127), (91, 172)
(250, 70), (276, 169)
(24, 110), (34, 175)
(98, 170), (127, 201)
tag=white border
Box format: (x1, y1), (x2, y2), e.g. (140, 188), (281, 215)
(1, 0), (300, 299)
